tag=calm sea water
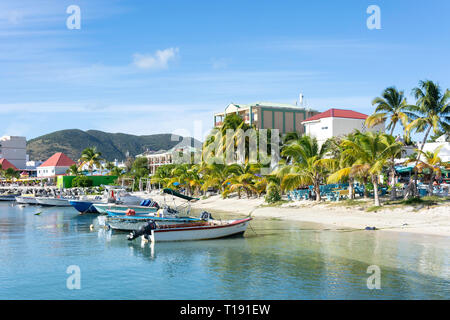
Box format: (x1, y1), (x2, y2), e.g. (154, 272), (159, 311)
(0, 201), (448, 300)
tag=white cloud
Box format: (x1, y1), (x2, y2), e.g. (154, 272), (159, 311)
(133, 48), (179, 70)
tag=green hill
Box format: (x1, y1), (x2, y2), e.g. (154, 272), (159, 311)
(27, 129), (201, 161)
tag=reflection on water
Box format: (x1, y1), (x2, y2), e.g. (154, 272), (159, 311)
(0, 202), (448, 299)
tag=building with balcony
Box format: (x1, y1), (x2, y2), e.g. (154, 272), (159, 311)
(213, 102), (319, 134)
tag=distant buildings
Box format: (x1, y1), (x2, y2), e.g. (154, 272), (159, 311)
(0, 136), (27, 169)
(0, 158), (18, 171)
(214, 102), (319, 134)
(302, 108), (385, 146)
(37, 152), (76, 178)
(419, 134), (450, 162)
(138, 145), (200, 175)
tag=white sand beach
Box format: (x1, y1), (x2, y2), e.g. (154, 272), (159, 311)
(144, 192), (450, 237)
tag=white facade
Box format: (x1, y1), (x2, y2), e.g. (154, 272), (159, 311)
(418, 141), (450, 163)
(37, 166), (71, 177)
(304, 117), (384, 145)
(0, 136), (27, 169)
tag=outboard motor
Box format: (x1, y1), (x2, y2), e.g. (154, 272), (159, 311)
(127, 220), (157, 241)
(200, 211), (213, 221)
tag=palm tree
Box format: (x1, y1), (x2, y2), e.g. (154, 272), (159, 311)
(222, 162), (261, 199)
(110, 166), (124, 177)
(409, 145), (443, 195)
(276, 135), (332, 202)
(340, 131), (399, 206)
(199, 162), (228, 195)
(150, 164), (175, 189)
(66, 164), (79, 176)
(78, 147), (104, 175)
(380, 134), (404, 200)
(326, 133), (359, 199)
(365, 87), (414, 136)
(405, 80), (449, 197)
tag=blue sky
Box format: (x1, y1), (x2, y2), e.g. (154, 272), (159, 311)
(0, 0), (449, 141)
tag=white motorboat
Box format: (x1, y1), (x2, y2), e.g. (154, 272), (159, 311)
(36, 197), (72, 206)
(15, 195), (39, 205)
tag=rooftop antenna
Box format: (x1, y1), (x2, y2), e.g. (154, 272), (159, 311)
(298, 93), (304, 107)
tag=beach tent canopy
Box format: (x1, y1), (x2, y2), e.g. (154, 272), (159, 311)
(395, 166), (414, 173)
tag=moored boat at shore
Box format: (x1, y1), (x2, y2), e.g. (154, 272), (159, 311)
(128, 217), (252, 242)
(93, 202), (159, 215)
(36, 197), (72, 206)
(15, 195), (39, 205)
(0, 193), (20, 201)
(98, 214), (206, 231)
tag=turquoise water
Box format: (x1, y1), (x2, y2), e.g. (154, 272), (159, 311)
(0, 202), (448, 299)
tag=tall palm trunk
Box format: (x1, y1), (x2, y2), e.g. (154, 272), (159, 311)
(428, 171), (435, 196)
(372, 175), (381, 206)
(348, 177), (355, 200)
(405, 125), (432, 199)
(314, 179), (321, 202)
(389, 162), (397, 200)
(389, 121), (397, 137)
(363, 177), (369, 199)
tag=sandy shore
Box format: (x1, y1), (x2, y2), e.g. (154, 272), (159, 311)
(140, 191), (450, 237)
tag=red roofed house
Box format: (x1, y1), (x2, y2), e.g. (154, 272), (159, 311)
(37, 152), (76, 178)
(302, 108), (385, 146)
(0, 158), (18, 171)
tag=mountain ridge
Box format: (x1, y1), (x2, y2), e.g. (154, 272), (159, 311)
(26, 129), (201, 162)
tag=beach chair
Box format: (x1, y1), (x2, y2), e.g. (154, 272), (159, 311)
(338, 189), (349, 200)
(418, 188), (427, 197)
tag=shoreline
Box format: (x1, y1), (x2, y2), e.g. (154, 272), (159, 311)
(144, 192), (450, 237)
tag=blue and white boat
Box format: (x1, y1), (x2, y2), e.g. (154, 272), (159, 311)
(69, 199), (105, 214)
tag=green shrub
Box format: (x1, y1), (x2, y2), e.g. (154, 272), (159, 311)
(265, 183), (281, 204)
(72, 176), (93, 188)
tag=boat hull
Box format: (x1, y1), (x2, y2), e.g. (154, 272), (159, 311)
(69, 200), (102, 214)
(15, 196), (38, 205)
(36, 197), (71, 206)
(0, 194), (20, 201)
(94, 204), (158, 214)
(149, 218), (252, 242)
(98, 215), (203, 231)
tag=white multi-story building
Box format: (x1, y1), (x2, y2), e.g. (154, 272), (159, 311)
(302, 108), (385, 146)
(0, 136), (27, 169)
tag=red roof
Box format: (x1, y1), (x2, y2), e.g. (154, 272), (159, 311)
(302, 108), (368, 123)
(0, 158), (18, 170)
(39, 152), (75, 168)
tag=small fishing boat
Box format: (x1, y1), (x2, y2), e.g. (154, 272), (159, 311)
(36, 197), (72, 207)
(128, 217), (252, 242)
(69, 187), (146, 214)
(93, 200), (159, 215)
(15, 195), (39, 205)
